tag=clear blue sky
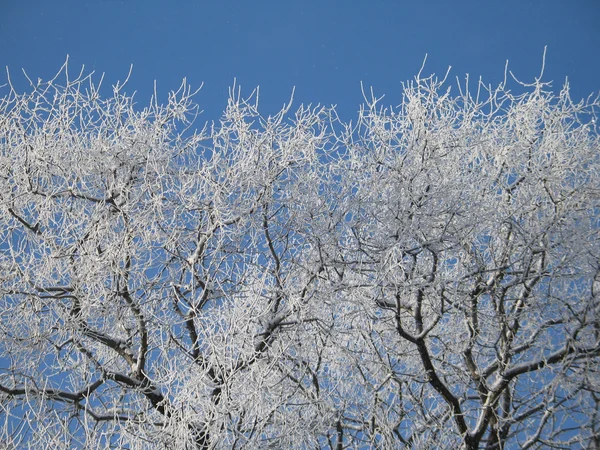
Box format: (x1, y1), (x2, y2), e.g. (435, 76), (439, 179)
(1, 0), (599, 121)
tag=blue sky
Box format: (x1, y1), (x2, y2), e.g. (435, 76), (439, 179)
(1, 0), (599, 121)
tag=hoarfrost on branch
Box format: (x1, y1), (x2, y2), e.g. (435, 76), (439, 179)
(0, 61), (599, 449)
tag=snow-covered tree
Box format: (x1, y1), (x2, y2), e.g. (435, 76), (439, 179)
(1, 61), (598, 449)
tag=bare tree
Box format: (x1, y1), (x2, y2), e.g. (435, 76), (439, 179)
(0, 59), (598, 449)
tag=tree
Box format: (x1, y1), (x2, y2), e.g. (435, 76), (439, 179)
(0, 60), (598, 449)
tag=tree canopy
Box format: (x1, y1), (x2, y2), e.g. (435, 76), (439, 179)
(0, 62), (599, 449)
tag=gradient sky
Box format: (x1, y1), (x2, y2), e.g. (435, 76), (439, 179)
(1, 0), (599, 122)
